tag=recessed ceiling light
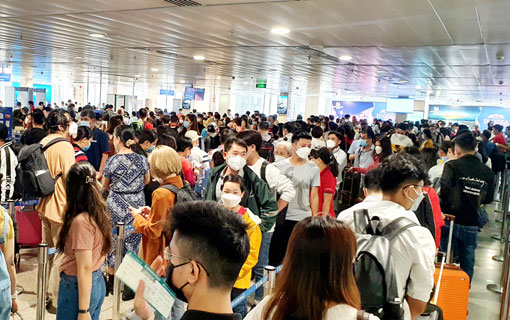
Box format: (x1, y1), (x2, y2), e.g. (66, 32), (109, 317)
(151, 68), (159, 72)
(134, 74), (140, 77)
(193, 55), (205, 61)
(74, 56), (84, 59)
(376, 70), (386, 74)
(398, 80), (409, 84)
(271, 27), (290, 35)
(339, 55), (352, 61)
(89, 33), (106, 38)
(243, 81), (249, 85)
(179, 80), (185, 84)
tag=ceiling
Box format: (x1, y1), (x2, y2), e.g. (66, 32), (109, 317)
(1, 0), (510, 103)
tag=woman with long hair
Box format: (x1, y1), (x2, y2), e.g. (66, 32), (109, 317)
(56, 162), (112, 320)
(102, 125), (150, 298)
(350, 136), (392, 174)
(310, 148), (339, 217)
(246, 217), (378, 320)
(184, 113), (200, 133)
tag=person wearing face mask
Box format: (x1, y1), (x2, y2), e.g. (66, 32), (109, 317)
(269, 131), (320, 266)
(349, 127), (375, 169)
(135, 129), (158, 156)
(220, 175), (261, 317)
(132, 201), (250, 320)
(327, 131), (348, 184)
(419, 129), (434, 151)
(20, 109), (48, 145)
(205, 138), (278, 234)
(439, 132), (495, 282)
(274, 141), (292, 163)
(129, 146), (186, 320)
(349, 136), (392, 175)
(204, 123), (220, 152)
(428, 141), (455, 192)
(80, 110), (111, 173)
(176, 137), (196, 187)
(35, 109), (76, 313)
(338, 153), (436, 320)
(72, 126), (93, 162)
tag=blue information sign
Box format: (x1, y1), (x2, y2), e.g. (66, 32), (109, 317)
(0, 73), (10, 82)
(159, 89), (174, 96)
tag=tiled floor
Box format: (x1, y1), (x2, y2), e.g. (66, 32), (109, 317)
(12, 203), (506, 320)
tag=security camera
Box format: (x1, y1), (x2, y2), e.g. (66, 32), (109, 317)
(232, 76), (236, 80)
(497, 53), (505, 61)
(500, 80), (504, 85)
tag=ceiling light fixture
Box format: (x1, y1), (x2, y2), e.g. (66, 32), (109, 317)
(179, 80), (185, 84)
(271, 27), (290, 35)
(243, 81), (249, 85)
(151, 68), (159, 72)
(398, 80), (409, 84)
(376, 70), (386, 74)
(89, 33), (106, 38)
(134, 74), (140, 77)
(339, 55), (352, 61)
(193, 55), (205, 61)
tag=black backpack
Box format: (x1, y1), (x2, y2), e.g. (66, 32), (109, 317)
(15, 137), (68, 200)
(353, 209), (417, 320)
(259, 139), (274, 162)
(160, 181), (199, 203)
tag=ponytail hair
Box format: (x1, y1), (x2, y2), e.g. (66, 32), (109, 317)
(114, 125), (137, 150)
(311, 147), (339, 177)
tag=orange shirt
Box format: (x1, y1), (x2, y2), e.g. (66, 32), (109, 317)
(133, 175), (183, 265)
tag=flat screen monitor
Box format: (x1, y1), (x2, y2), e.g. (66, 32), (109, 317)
(184, 87), (195, 101)
(386, 98), (414, 113)
(194, 88), (205, 101)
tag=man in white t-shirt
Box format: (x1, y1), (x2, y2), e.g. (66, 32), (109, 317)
(327, 131), (347, 185)
(338, 153), (435, 320)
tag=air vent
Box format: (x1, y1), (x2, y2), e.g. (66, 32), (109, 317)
(164, 0), (202, 7)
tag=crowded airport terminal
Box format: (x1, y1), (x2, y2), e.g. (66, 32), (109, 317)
(1, 1), (510, 320)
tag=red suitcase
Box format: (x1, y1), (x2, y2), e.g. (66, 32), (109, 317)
(16, 205), (42, 247)
(432, 214), (470, 320)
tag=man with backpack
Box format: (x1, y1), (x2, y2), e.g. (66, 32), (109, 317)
(237, 130), (295, 304)
(338, 153), (436, 320)
(34, 109), (76, 313)
(257, 121), (274, 162)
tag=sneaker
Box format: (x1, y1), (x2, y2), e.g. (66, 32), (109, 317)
(46, 303), (57, 314)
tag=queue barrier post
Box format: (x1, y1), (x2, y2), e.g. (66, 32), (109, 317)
(36, 243), (49, 320)
(488, 190), (510, 294)
(112, 222), (125, 320)
(499, 212), (510, 319)
(495, 170), (508, 214)
(263, 266), (276, 297)
(493, 186), (510, 245)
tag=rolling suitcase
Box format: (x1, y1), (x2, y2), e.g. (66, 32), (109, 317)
(433, 214), (470, 320)
(338, 168), (363, 212)
(16, 205), (42, 247)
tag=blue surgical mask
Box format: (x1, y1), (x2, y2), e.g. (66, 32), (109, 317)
(146, 145), (155, 153)
(79, 121), (90, 128)
(83, 144), (91, 152)
(360, 140), (367, 147)
(183, 121), (190, 128)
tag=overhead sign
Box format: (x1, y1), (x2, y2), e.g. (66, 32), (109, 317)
(159, 89), (174, 96)
(0, 73), (11, 82)
(428, 105), (480, 122)
(256, 83), (267, 88)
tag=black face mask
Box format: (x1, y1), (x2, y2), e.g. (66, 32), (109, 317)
(166, 262), (190, 303)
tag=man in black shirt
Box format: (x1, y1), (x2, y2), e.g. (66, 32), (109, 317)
(439, 131), (495, 281)
(20, 109), (47, 145)
(133, 201), (250, 320)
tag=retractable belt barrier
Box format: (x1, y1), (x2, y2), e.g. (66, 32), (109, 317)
(231, 265), (282, 308)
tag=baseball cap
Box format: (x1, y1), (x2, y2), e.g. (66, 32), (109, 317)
(185, 130), (200, 141)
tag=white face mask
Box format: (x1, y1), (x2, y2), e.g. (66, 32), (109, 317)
(69, 121), (78, 139)
(274, 155), (286, 163)
(321, 125), (326, 130)
(227, 156), (246, 171)
(375, 146), (382, 155)
(296, 146), (311, 160)
(406, 187), (425, 211)
(221, 193), (242, 208)
(326, 140), (336, 149)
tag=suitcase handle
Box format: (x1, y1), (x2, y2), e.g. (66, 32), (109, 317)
(443, 214), (455, 221)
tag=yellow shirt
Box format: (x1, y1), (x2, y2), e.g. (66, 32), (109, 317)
(36, 134), (76, 223)
(234, 207), (262, 289)
(0, 208), (14, 246)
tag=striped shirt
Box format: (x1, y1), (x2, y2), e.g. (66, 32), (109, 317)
(0, 141), (18, 203)
(73, 145), (88, 163)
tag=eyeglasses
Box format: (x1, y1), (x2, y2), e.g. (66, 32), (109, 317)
(164, 247), (210, 275)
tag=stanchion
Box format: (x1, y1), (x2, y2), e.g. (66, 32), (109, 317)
(36, 243), (49, 320)
(488, 195), (510, 293)
(263, 266), (276, 297)
(499, 215), (510, 319)
(112, 222), (125, 320)
(493, 188), (509, 244)
(495, 170), (508, 214)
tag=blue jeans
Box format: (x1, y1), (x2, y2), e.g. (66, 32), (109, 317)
(253, 232), (272, 301)
(0, 285), (11, 320)
(56, 269), (106, 320)
(440, 224), (478, 282)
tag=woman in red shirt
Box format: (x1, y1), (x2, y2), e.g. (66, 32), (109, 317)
(310, 147), (339, 218)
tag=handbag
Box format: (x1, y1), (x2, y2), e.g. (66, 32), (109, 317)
(102, 155), (136, 200)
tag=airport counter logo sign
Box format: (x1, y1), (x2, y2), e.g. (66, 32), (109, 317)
(477, 107), (510, 127)
(429, 105), (480, 121)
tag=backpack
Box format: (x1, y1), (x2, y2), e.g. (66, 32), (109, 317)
(353, 209), (417, 320)
(15, 138), (68, 200)
(160, 181), (199, 203)
(259, 138), (274, 162)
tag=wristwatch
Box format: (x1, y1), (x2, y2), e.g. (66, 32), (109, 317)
(78, 309), (90, 314)
(11, 293), (17, 300)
